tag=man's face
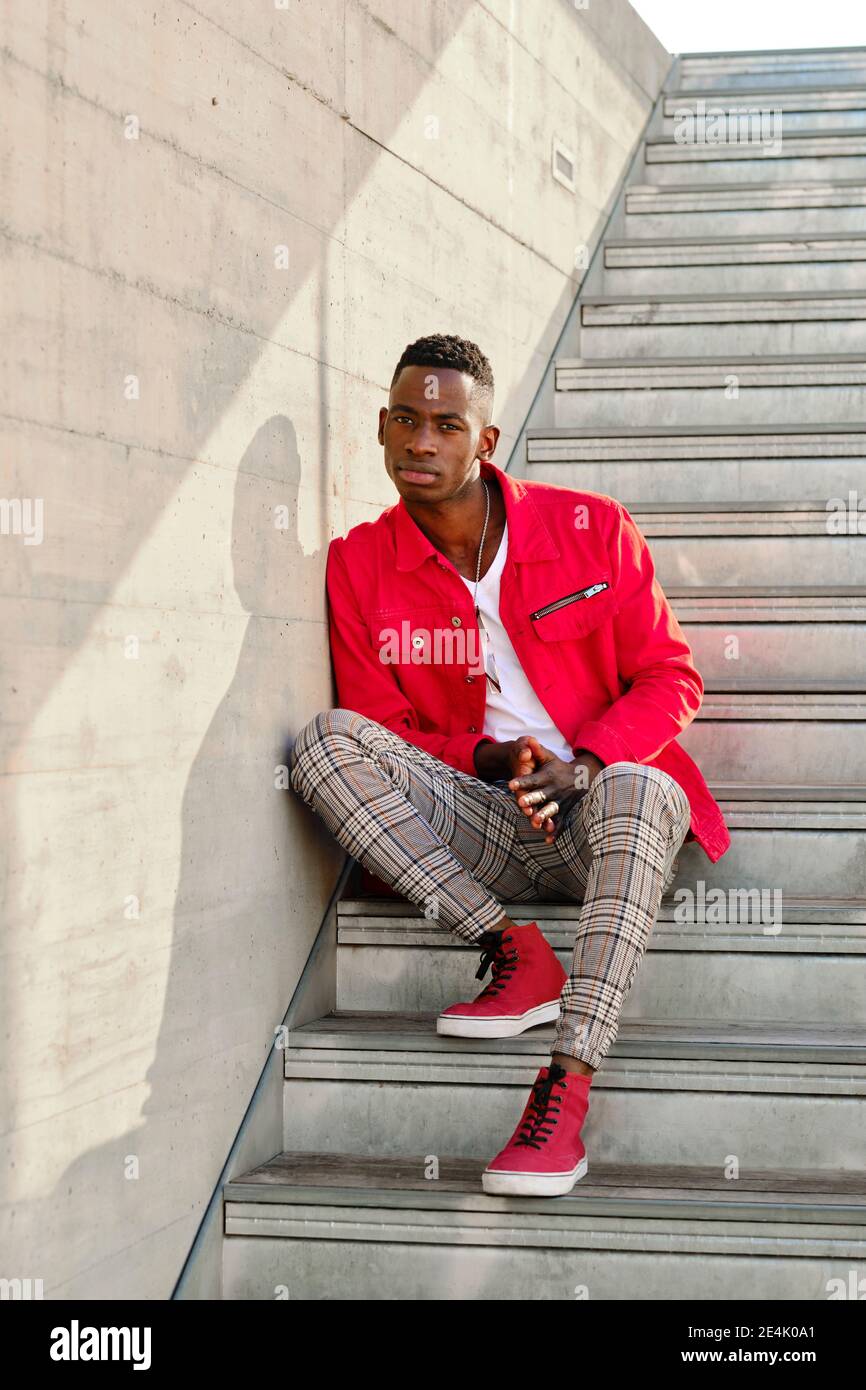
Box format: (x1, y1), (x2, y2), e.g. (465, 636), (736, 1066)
(378, 365), (499, 502)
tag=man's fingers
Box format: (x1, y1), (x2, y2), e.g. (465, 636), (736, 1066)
(509, 768), (549, 792)
(515, 786), (555, 815)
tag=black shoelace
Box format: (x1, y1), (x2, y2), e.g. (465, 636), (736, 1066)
(474, 930), (519, 997)
(514, 1063), (569, 1149)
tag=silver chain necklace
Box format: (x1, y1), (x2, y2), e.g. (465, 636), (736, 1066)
(472, 479), (491, 619)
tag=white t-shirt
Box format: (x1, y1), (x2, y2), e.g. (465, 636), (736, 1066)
(458, 521), (575, 764)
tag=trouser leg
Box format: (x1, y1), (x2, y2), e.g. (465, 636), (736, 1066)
(288, 708), (540, 943)
(513, 761), (692, 1071)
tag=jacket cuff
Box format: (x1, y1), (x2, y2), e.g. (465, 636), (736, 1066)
(572, 722), (636, 768)
(453, 732), (496, 777)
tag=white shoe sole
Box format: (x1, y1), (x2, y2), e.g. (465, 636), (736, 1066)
(436, 1000), (561, 1038)
(481, 1155), (589, 1197)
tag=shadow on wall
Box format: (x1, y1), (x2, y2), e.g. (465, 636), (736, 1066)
(43, 418), (339, 1297)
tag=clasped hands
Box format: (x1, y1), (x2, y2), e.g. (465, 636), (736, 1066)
(474, 735), (605, 845)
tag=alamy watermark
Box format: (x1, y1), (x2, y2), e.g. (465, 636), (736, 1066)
(0, 497), (43, 545)
(673, 100), (782, 156)
(673, 881), (783, 934)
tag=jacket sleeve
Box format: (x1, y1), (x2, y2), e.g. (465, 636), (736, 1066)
(571, 500), (704, 767)
(325, 538), (496, 777)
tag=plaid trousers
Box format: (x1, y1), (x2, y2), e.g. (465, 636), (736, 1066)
(289, 708), (692, 1071)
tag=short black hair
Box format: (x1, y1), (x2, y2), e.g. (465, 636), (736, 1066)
(390, 333), (495, 426)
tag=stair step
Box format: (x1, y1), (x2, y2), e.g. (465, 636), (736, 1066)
(646, 128), (866, 166)
(554, 355), (866, 427)
(280, 1013), (866, 1171)
(676, 819), (865, 894)
(528, 421), (866, 454)
(697, 691), (865, 717)
(287, 1012), (866, 1068)
(606, 234), (866, 264)
(525, 423), (866, 503)
(222, 1154), (866, 1299)
(624, 181), (866, 238)
(579, 291), (866, 356)
(227, 1149), (866, 1217)
(664, 85), (866, 117)
(677, 49), (866, 92)
(696, 719), (866, 786)
(559, 353), (866, 383)
(645, 528), (866, 586)
(340, 893), (866, 930)
(335, 897), (866, 1022)
(582, 290), (866, 325)
(703, 794), (866, 823)
(339, 894), (866, 950)
(686, 616), (866, 687)
(627, 178), (866, 214)
(667, 587), (866, 620)
(603, 237), (866, 293)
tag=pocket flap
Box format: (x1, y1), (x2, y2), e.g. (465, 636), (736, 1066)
(529, 579), (618, 642)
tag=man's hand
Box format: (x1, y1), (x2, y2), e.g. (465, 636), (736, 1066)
(473, 736), (538, 784)
(508, 737), (605, 844)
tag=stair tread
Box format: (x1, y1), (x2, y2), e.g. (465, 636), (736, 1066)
(225, 1151), (866, 1220)
(290, 1011), (866, 1049)
(558, 350), (866, 364)
(604, 235), (866, 249)
(703, 679), (866, 690)
(647, 128), (866, 144)
(526, 421), (866, 436)
(339, 894), (866, 917)
(665, 83), (866, 101)
(667, 584), (866, 595)
(630, 176), (866, 190)
(580, 289), (866, 303)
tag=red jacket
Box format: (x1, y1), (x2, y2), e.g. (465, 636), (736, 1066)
(325, 458), (731, 863)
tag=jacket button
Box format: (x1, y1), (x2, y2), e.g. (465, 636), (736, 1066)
(468, 725), (477, 732)
(451, 616), (462, 627)
(465, 675), (474, 683)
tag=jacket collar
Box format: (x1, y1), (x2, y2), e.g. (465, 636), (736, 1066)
(392, 458), (560, 571)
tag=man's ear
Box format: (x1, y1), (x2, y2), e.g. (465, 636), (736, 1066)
(480, 424), (500, 458)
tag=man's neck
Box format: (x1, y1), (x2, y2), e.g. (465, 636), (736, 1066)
(404, 472), (506, 576)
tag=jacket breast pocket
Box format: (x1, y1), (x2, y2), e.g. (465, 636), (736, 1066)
(528, 577), (619, 642)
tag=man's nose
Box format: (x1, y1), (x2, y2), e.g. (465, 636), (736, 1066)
(406, 427), (438, 454)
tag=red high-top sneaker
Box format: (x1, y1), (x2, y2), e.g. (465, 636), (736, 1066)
(436, 923), (567, 1038)
(482, 1062), (591, 1196)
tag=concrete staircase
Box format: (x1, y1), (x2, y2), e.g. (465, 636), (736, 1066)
(222, 48), (866, 1299)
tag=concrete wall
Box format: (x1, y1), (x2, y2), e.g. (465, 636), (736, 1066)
(0, 0), (668, 1298)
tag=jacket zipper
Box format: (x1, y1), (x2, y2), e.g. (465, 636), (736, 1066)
(529, 581), (609, 622)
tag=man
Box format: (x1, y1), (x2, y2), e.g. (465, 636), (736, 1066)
(289, 333), (731, 1198)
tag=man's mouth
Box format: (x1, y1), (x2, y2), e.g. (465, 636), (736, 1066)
(398, 465), (439, 485)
